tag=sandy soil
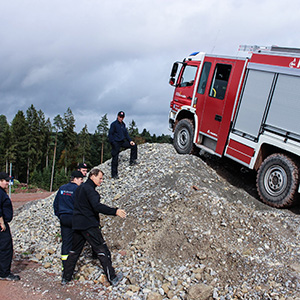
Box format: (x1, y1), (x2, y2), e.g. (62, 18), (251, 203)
(11, 192), (54, 210)
(1, 192), (108, 300)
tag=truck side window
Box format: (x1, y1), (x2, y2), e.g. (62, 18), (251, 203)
(209, 64), (232, 100)
(179, 65), (197, 87)
(197, 62), (212, 94)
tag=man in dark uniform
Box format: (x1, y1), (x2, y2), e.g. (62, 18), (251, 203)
(0, 172), (20, 281)
(62, 168), (126, 286)
(77, 163), (88, 177)
(53, 170), (84, 269)
(108, 111), (138, 179)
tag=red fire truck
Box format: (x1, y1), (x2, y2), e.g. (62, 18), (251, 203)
(168, 45), (300, 208)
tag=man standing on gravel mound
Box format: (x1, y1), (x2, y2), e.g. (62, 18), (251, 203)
(62, 167), (126, 286)
(0, 172), (20, 281)
(108, 111), (138, 179)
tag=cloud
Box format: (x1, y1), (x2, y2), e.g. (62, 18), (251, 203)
(0, 0), (300, 135)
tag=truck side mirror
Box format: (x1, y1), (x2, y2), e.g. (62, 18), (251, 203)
(169, 77), (175, 85)
(170, 63), (179, 78)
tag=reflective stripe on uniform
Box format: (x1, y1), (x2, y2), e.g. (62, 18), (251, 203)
(61, 254), (68, 261)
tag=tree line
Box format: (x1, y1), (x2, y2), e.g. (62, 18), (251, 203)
(0, 105), (171, 191)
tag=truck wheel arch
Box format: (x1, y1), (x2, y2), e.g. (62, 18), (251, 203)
(173, 118), (195, 154)
(256, 153), (299, 208)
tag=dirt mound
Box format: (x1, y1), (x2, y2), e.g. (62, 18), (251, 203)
(9, 143), (300, 299)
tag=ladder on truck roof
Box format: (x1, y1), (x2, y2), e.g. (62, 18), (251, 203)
(239, 44), (300, 55)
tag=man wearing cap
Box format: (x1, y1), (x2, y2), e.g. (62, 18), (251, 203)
(0, 172), (20, 281)
(77, 163), (88, 177)
(53, 171), (84, 269)
(108, 111), (138, 179)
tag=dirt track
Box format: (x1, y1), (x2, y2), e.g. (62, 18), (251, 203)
(10, 192), (54, 210)
(1, 192), (107, 300)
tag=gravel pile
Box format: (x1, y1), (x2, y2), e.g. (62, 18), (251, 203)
(11, 143), (300, 299)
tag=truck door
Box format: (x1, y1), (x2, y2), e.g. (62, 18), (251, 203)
(195, 59), (233, 154)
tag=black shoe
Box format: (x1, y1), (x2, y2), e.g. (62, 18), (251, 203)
(61, 277), (70, 285)
(112, 175), (119, 179)
(0, 273), (20, 281)
(129, 160), (139, 166)
(111, 272), (123, 286)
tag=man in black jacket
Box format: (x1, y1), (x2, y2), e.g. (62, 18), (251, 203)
(62, 168), (126, 286)
(0, 172), (20, 281)
(108, 111), (138, 179)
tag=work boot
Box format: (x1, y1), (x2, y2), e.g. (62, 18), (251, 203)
(0, 273), (20, 281)
(111, 272), (123, 286)
(129, 160), (139, 166)
(61, 277), (70, 285)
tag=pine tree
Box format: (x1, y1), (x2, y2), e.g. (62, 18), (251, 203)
(61, 108), (77, 173)
(26, 105), (44, 183)
(10, 111), (28, 182)
(50, 114), (63, 192)
(78, 124), (91, 165)
(128, 119), (139, 139)
(38, 110), (52, 169)
(0, 115), (10, 172)
(96, 114), (109, 164)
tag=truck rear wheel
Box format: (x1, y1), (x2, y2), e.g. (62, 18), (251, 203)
(256, 153), (299, 208)
(173, 119), (194, 154)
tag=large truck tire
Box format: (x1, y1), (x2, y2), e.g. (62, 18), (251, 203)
(256, 153), (299, 208)
(173, 119), (195, 154)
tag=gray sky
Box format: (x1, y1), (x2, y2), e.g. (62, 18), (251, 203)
(1, 0), (299, 135)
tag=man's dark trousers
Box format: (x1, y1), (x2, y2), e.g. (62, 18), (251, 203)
(111, 140), (137, 177)
(63, 227), (116, 283)
(0, 224), (13, 278)
(59, 214), (73, 268)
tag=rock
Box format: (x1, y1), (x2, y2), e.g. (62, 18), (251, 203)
(127, 285), (140, 293)
(161, 282), (170, 294)
(187, 283), (213, 300)
(147, 292), (163, 300)
(43, 262), (51, 269)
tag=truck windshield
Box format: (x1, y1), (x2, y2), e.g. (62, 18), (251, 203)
(178, 65), (197, 87)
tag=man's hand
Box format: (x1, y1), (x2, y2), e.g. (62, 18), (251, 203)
(116, 209), (126, 218)
(0, 217), (6, 232)
(130, 141), (135, 146)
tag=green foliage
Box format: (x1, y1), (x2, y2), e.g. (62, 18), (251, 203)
(10, 111), (28, 182)
(0, 115), (10, 169)
(54, 168), (69, 190)
(77, 124), (91, 166)
(2, 105), (172, 189)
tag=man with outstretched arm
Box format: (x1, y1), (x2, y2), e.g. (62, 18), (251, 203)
(62, 167), (126, 286)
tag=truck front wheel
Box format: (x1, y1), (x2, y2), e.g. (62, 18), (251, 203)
(256, 153), (299, 208)
(173, 119), (194, 154)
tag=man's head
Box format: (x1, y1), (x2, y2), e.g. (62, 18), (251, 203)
(77, 163), (88, 177)
(88, 168), (104, 187)
(70, 170), (84, 186)
(0, 172), (11, 189)
(117, 111), (125, 123)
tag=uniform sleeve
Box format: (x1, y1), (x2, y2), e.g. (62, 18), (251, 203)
(88, 187), (117, 216)
(108, 122), (115, 143)
(0, 198), (3, 218)
(53, 190), (60, 217)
